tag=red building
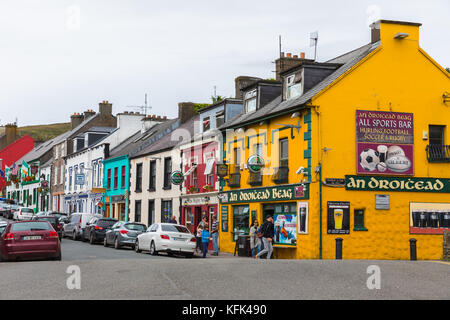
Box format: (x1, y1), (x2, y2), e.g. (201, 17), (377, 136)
(0, 134), (35, 196)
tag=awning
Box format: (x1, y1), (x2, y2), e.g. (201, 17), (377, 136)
(184, 164), (197, 177)
(204, 158), (215, 175)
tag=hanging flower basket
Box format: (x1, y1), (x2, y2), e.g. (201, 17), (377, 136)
(202, 184), (214, 192)
(187, 186), (199, 194)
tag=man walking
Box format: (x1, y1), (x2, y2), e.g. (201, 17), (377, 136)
(255, 215), (274, 259)
(210, 215), (219, 256)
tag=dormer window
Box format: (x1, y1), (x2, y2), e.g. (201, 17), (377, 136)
(203, 116), (210, 132)
(216, 110), (225, 127)
(244, 89), (257, 113)
(286, 73), (303, 100)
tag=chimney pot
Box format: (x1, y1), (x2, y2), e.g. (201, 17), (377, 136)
(286, 53), (292, 58)
(300, 52), (305, 59)
(280, 52), (285, 57)
(293, 55), (298, 58)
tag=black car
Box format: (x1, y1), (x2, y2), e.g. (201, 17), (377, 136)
(83, 217), (118, 244)
(32, 215), (63, 240)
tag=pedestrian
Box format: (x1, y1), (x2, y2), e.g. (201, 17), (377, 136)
(250, 219), (261, 257)
(169, 215), (177, 224)
(255, 215), (274, 259)
(210, 215), (219, 256)
(195, 223), (203, 254)
(201, 222), (211, 258)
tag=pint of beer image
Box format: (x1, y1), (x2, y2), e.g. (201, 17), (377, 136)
(377, 145), (388, 163)
(334, 209), (344, 230)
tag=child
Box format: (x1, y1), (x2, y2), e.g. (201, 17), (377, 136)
(196, 224), (203, 254)
(201, 223), (211, 258)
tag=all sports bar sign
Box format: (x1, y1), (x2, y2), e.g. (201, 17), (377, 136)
(345, 175), (450, 193)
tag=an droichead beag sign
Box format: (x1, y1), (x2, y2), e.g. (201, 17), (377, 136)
(356, 110), (414, 175)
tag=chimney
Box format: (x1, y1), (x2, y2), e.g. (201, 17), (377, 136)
(370, 20), (421, 45)
(275, 52), (313, 81)
(104, 143), (110, 159)
(234, 76), (262, 99)
(178, 102), (196, 124)
(99, 100), (112, 117)
(83, 109), (95, 120)
(70, 113), (84, 129)
(5, 123), (17, 146)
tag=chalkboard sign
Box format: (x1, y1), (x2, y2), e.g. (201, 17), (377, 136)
(221, 206), (229, 232)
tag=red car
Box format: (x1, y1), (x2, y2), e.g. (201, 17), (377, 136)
(0, 220), (61, 262)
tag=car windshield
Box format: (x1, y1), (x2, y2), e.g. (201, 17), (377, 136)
(125, 223), (146, 231)
(36, 217), (57, 224)
(98, 219), (117, 228)
(161, 224), (190, 233)
(11, 222), (51, 231)
(22, 208), (34, 213)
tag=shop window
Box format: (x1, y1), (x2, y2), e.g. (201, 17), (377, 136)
(161, 200), (172, 223)
(232, 205), (249, 241)
(354, 209), (368, 231)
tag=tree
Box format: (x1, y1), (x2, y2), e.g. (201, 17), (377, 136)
(446, 67), (450, 73)
(211, 95), (225, 104)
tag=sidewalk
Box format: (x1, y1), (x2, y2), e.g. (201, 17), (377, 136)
(192, 251), (248, 259)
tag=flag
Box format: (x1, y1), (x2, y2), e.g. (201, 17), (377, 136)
(5, 166), (10, 179)
(21, 160), (30, 177)
(0, 169), (4, 179)
(11, 163), (18, 175)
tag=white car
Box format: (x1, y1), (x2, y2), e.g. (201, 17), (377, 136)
(13, 207), (35, 221)
(135, 223), (196, 257)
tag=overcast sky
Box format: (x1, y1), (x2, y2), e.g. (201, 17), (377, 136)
(0, 0), (449, 126)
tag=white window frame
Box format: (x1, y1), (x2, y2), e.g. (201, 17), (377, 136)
(244, 89), (257, 113)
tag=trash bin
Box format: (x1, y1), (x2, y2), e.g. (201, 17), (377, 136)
(237, 235), (250, 257)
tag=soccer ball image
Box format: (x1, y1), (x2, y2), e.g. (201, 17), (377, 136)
(359, 148), (380, 171)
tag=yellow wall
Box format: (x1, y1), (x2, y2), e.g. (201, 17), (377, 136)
(219, 21), (450, 260)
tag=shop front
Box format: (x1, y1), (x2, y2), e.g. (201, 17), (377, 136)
(105, 194), (127, 220)
(219, 184), (309, 258)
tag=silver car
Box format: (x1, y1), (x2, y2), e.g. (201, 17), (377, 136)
(104, 221), (147, 249)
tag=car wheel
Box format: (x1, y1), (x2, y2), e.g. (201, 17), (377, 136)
(72, 231), (77, 241)
(114, 238), (121, 250)
(53, 253), (62, 261)
(89, 233), (95, 245)
(150, 241), (158, 256)
(167, 252), (174, 257)
(82, 232), (87, 242)
(103, 237), (108, 247)
(135, 240), (141, 253)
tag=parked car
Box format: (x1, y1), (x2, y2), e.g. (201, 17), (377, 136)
(48, 212), (68, 220)
(0, 203), (9, 217)
(135, 223), (196, 257)
(0, 220), (61, 262)
(104, 221), (146, 249)
(0, 220), (8, 234)
(13, 207), (35, 221)
(35, 211), (50, 217)
(83, 217), (118, 244)
(6, 205), (20, 220)
(32, 215), (63, 240)
(63, 213), (102, 240)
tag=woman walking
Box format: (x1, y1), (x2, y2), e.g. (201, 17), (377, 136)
(250, 219), (261, 257)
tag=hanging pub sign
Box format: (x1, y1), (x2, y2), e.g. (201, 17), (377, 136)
(247, 154), (265, 173)
(327, 201), (350, 234)
(216, 164), (228, 177)
(356, 110), (414, 175)
(30, 165), (39, 175)
(170, 171), (184, 185)
(345, 175), (450, 193)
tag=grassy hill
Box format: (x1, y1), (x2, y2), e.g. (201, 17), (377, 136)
(18, 122), (71, 143)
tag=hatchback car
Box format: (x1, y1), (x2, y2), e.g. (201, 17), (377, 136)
(104, 221), (146, 249)
(14, 207), (35, 221)
(0, 220), (61, 261)
(135, 223), (196, 257)
(6, 205), (20, 220)
(83, 217), (118, 244)
(32, 215), (63, 240)
(63, 213), (102, 240)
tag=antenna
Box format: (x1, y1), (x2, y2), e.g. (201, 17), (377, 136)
(310, 31), (318, 61)
(127, 93), (152, 115)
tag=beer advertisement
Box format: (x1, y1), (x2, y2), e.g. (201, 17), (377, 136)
(356, 110), (414, 175)
(409, 202), (450, 235)
(273, 213), (297, 246)
(327, 201), (350, 234)
(298, 202), (309, 234)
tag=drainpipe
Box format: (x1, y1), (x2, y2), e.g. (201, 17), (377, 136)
(319, 162), (323, 259)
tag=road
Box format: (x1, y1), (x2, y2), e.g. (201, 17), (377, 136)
(0, 218), (449, 300)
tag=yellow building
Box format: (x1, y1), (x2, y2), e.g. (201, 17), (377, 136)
(218, 20), (450, 260)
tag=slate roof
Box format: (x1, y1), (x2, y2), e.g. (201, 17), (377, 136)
(220, 41), (380, 129)
(131, 115), (199, 159)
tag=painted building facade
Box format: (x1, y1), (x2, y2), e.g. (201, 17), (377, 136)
(219, 20), (450, 260)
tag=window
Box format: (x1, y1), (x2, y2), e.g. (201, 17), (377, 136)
(429, 125), (445, 145)
(136, 163), (143, 192)
(134, 200), (141, 222)
(233, 147), (241, 173)
(285, 73), (303, 100)
(427, 125), (449, 162)
(253, 143), (263, 157)
(216, 110), (225, 127)
(92, 162), (97, 187)
(161, 200), (172, 223)
(203, 116), (210, 132)
(354, 209), (368, 231)
(148, 200), (155, 226)
(107, 169), (112, 190)
(192, 168), (197, 188)
(98, 160), (103, 187)
(163, 157), (172, 189)
(280, 138), (289, 167)
(114, 167), (118, 189)
(244, 89), (257, 113)
(149, 160), (156, 191)
(69, 168), (73, 191)
(233, 205), (249, 241)
(121, 166), (126, 189)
